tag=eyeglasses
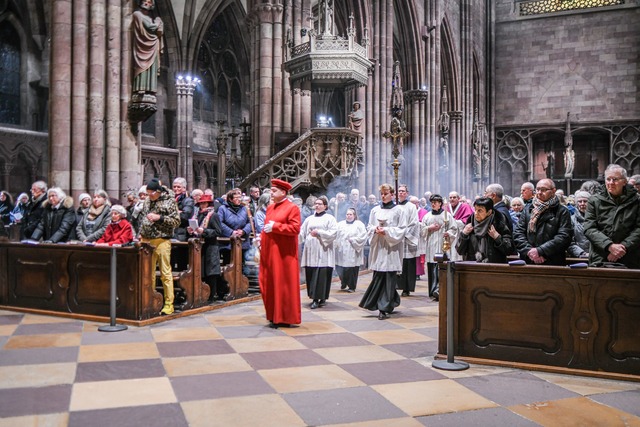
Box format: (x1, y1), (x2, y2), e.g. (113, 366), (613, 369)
(535, 187), (554, 193)
(605, 176), (624, 183)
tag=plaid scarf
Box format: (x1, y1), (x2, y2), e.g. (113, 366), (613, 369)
(528, 195), (559, 232)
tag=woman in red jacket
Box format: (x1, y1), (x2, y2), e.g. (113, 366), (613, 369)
(96, 205), (134, 246)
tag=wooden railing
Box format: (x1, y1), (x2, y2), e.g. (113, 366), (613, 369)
(438, 261), (640, 379)
(0, 237), (250, 323)
(240, 128), (362, 193)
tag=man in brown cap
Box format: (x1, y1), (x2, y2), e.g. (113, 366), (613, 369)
(259, 178), (302, 327)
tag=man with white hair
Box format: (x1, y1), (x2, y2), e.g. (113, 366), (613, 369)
(172, 177), (194, 242)
(22, 180), (48, 240)
(484, 183), (513, 233)
(584, 164), (640, 268)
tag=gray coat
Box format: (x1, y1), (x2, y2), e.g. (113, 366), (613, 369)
(76, 205), (112, 242)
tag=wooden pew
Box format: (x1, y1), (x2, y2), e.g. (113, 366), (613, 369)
(167, 239), (210, 309)
(220, 237), (249, 301)
(0, 241), (163, 320)
(438, 261), (640, 378)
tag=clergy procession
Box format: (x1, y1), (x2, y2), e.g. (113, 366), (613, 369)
(6, 163), (638, 325)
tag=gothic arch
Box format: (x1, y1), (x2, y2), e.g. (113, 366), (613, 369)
(440, 17), (460, 112)
(392, 0), (425, 88)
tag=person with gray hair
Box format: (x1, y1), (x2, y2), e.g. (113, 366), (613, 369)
(484, 183), (512, 233)
(629, 174), (640, 193)
(30, 187), (76, 243)
(254, 192), (271, 235)
(172, 177), (194, 242)
(580, 180), (601, 196)
(76, 190), (112, 242)
(584, 164), (640, 268)
(520, 182), (535, 205)
(22, 180), (48, 240)
(567, 191), (592, 258)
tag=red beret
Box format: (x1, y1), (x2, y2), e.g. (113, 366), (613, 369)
(271, 178), (292, 192)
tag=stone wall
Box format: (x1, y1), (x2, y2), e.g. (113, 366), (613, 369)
(494, 4), (640, 125)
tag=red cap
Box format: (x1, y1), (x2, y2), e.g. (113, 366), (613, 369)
(271, 178), (292, 192)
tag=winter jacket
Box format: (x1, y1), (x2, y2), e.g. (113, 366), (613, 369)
(30, 196), (76, 243)
(188, 208), (223, 277)
(0, 200), (14, 225)
(217, 202), (253, 250)
(514, 202), (573, 266)
(456, 212), (513, 263)
(96, 219), (134, 246)
(583, 185), (640, 269)
(138, 188), (180, 240)
(174, 193), (195, 242)
(76, 205), (112, 242)
(567, 210), (590, 258)
(21, 193), (47, 239)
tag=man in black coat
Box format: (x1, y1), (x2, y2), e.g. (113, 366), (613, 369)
(514, 178), (573, 266)
(21, 180), (48, 240)
(484, 183), (512, 233)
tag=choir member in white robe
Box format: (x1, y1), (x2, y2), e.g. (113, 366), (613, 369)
(300, 196), (338, 309)
(335, 208), (368, 292)
(359, 184), (407, 320)
(420, 194), (458, 300)
(396, 185), (420, 296)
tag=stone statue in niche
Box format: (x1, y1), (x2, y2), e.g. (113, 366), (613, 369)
(564, 148), (575, 178)
(439, 137), (449, 171)
(481, 139), (490, 179)
(544, 150), (555, 178)
(348, 101), (364, 133)
(132, 0), (164, 96)
(563, 112), (575, 178)
(471, 121), (482, 180)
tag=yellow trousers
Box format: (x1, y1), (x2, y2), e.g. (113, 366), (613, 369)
(148, 238), (174, 305)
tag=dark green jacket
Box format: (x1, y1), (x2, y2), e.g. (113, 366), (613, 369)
(583, 185), (640, 269)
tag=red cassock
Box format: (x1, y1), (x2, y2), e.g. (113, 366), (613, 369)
(259, 199), (302, 325)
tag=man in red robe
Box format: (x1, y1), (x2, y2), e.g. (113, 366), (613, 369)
(259, 179), (301, 327)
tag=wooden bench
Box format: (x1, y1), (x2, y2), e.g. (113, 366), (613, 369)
(0, 236), (250, 323)
(438, 261), (640, 379)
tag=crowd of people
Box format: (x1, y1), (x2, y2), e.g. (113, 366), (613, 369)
(1, 163), (639, 323)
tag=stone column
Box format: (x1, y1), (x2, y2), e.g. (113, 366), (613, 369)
(70, 0), (88, 200)
(49, 0), (73, 189)
(448, 111), (463, 194)
(119, 1), (141, 196)
(105, 0), (122, 198)
(88, 0), (106, 191)
(175, 76), (199, 188)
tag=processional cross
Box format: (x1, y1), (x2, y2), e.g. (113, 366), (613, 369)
(383, 61), (409, 198)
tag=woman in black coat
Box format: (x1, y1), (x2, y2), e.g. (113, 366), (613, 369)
(187, 194), (224, 301)
(0, 191), (14, 226)
(456, 197), (513, 263)
(30, 187), (76, 243)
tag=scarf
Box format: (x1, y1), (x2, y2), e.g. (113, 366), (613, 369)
(200, 207), (215, 229)
(528, 195), (558, 232)
(227, 202), (243, 214)
(88, 204), (106, 221)
(473, 213), (493, 263)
